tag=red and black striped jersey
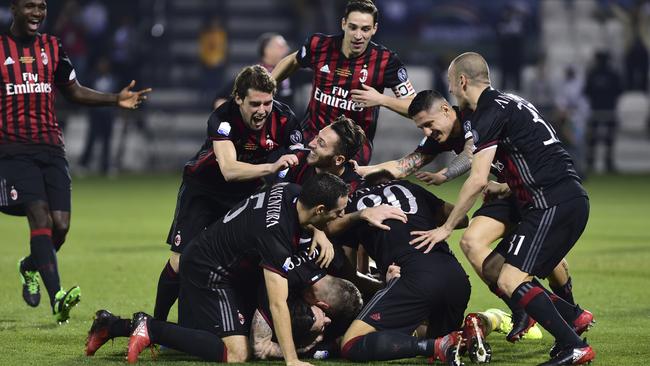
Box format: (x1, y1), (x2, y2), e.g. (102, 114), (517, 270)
(183, 98), (303, 193)
(296, 33), (415, 143)
(0, 32), (76, 154)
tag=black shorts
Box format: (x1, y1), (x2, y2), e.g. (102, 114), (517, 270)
(0, 152), (71, 215)
(166, 179), (246, 253)
(357, 253), (470, 338)
(472, 196), (521, 225)
(178, 251), (258, 337)
(494, 196), (589, 278)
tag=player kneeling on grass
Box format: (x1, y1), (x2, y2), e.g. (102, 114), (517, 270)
(86, 173), (348, 366)
(332, 171), (474, 365)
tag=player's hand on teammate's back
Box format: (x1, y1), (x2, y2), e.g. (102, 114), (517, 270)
(386, 263), (401, 282)
(360, 204), (407, 231)
(415, 170), (447, 185)
(350, 160), (375, 177)
(482, 181), (511, 202)
(117, 80), (152, 110)
(272, 154), (299, 172)
(351, 83), (384, 108)
(409, 226), (452, 254)
(310, 230), (334, 268)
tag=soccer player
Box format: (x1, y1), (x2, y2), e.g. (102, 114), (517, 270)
(271, 0), (416, 165)
(278, 115), (365, 192)
(410, 52), (595, 365)
(153, 65), (303, 322)
(334, 172), (470, 365)
(86, 173), (349, 365)
(0, 0), (150, 323)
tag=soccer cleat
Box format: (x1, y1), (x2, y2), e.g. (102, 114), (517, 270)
(127, 312), (154, 364)
(18, 257), (41, 307)
(429, 331), (464, 366)
(18, 258), (41, 307)
(506, 310), (536, 343)
(53, 286), (81, 323)
(538, 342), (595, 365)
(86, 309), (121, 356)
(463, 313), (492, 363)
(550, 308), (595, 357)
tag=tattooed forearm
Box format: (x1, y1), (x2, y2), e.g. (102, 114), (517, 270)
(442, 151), (471, 181)
(396, 152), (432, 176)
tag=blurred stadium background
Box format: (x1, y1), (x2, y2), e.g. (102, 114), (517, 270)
(1, 0), (649, 176)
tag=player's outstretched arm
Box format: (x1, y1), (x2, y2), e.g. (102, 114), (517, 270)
(271, 51), (301, 83)
(355, 151), (434, 179)
(59, 79), (151, 109)
(263, 269), (315, 366)
(213, 141), (298, 182)
(410, 147), (495, 253)
(325, 204), (407, 236)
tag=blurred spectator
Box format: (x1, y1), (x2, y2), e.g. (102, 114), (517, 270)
(496, 3), (527, 91)
(214, 33), (292, 109)
(611, 0), (650, 91)
(199, 16), (228, 105)
(522, 57), (554, 119)
(584, 51), (623, 173)
(554, 66), (590, 177)
(79, 58), (118, 176)
(111, 15), (139, 85)
(54, 0), (88, 80)
(81, 0), (109, 66)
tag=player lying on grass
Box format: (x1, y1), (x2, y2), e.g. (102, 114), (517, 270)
(359, 90), (584, 343)
(86, 173), (348, 366)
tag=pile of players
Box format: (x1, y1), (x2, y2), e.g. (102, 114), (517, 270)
(1, 1), (595, 365)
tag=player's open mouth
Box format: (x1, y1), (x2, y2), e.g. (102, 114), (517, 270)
(27, 19), (41, 32)
(252, 115), (266, 127)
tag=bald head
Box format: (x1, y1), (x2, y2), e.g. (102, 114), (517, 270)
(450, 52), (491, 86)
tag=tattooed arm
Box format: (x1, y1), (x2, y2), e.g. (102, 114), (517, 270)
(355, 152), (434, 178)
(251, 310), (283, 360)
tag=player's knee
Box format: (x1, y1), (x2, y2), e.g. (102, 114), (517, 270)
(459, 230), (488, 257)
(52, 218), (70, 237)
(25, 201), (52, 229)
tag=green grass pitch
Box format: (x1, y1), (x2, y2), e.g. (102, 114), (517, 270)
(1, 174), (649, 365)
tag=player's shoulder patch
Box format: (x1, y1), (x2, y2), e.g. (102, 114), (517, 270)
(217, 122), (231, 137)
(397, 67), (408, 83)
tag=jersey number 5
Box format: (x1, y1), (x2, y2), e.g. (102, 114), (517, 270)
(223, 192), (266, 223)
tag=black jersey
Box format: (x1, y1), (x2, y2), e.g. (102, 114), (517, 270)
(296, 33), (415, 142)
(277, 152), (362, 195)
(465, 88), (587, 209)
(183, 183), (305, 289)
(336, 180), (452, 275)
(183, 98), (302, 193)
(415, 106), (469, 156)
(0, 32), (76, 154)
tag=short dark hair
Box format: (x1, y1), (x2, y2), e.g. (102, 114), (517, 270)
(407, 90), (447, 118)
(231, 65), (276, 99)
(344, 0), (378, 23)
(299, 173), (349, 210)
(257, 32), (280, 59)
(362, 169), (395, 187)
(288, 296), (317, 347)
(329, 115), (366, 160)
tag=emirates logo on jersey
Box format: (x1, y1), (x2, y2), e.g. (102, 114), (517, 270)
(10, 186), (18, 201)
(5, 72), (52, 96)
